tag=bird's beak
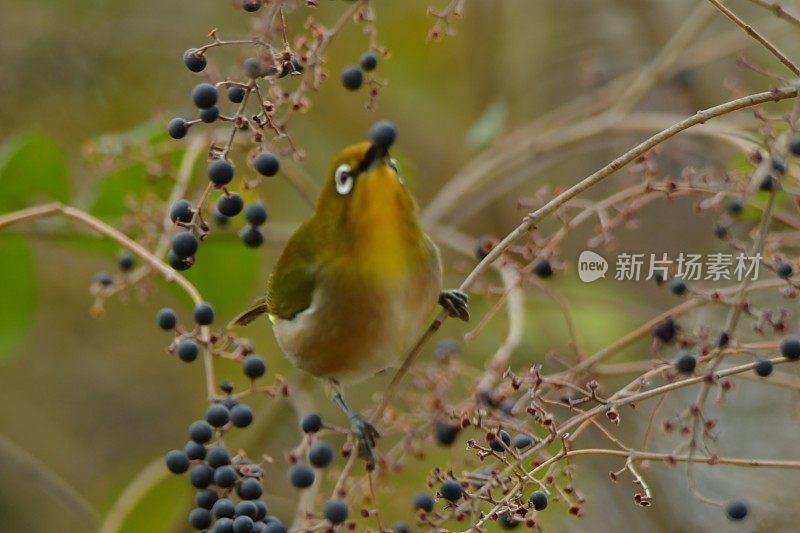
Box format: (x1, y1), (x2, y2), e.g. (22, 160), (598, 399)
(355, 143), (390, 176)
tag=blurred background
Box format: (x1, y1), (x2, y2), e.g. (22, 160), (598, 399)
(1, 0), (800, 531)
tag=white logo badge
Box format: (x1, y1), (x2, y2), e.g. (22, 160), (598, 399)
(578, 251), (608, 282)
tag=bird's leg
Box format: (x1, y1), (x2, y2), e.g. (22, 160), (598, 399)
(439, 289), (470, 321)
(330, 382), (381, 468)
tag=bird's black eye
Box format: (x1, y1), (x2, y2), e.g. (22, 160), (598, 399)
(334, 164), (354, 195)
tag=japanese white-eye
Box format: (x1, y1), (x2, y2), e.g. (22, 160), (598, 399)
(231, 121), (469, 464)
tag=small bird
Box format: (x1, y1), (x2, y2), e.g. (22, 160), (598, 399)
(231, 121), (469, 464)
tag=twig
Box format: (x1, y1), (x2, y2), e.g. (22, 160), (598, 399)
(706, 0), (800, 76)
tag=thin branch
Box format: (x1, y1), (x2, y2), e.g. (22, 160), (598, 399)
(706, 0), (800, 76)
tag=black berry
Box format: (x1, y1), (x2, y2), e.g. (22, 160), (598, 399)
(254, 152), (280, 177)
(165, 450), (191, 474)
(230, 404), (254, 428)
(651, 318), (677, 343)
(228, 85), (246, 103)
(189, 420), (213, 443)
(118, 251), (134, 271)
(168, 251), (193, 271)
(440, 479), (463, 502)
(674, 352), (697, 373)
(208, 159), (235, 186)
(788, 134), (800, 156)
(780, 335), (800, 360)
(322, 499), (348, 524)
(341, 66), (363, 90)
(95, 272), (113, 287)
(192, 83), (218, 109)
(240, 226), (264, 248)
(513, 434), (534, 449)
(391, 522), (411, 533)
(262, 520), (287, 533)
(193, 302), (215, 325)
(777, 261), (793, 278)
(195, 488), (218, 509)
(213, 498), (236, 519)
(725, 499), (748, 521)
(243, 355), (267, 378)
(185, 440), (206, 460)
(235, 500), (258, 518)
(189, 507), (213, 530)
(244, 202), (268, 226)
(199, 106), (219, 123)
(489, 430), (511, 452)
(214, 466), (238, 488)
(170, 199), (193, 223)
(288, 464), (315, 488)
(754, 357), (773, 377)
(726, 198), (743, 215)
(434, 421), (459, 446)
(772, 158), (787, 175)
(237, 478), (263, 500)
(172, 231), (199, 259)
(183, 48), (207, 72)
(156, 308), (177, 330)
(207, 446), (231, 468)
(206, 404), (230, 427)
(309, 441), (334, 468)
(300, 413), (322, 433)
(189, 464), (215, 488)
(369, 120), (397, 150)
(499, 512), (520, 529)
(176, 339), (199, 363)
(233, 515), (254, 533)
(218, 193), (244, 217)
(360, 51), (378, 71)
(533, 259), (553, 278)
(759, 174), (776, 191)
(242, 0), (262, 12)
(670, 278), (687, 296)
(253, 500), (268, 520)
(215, 517), (234, 533)
(168, 118), (189, 139)
(529, 490), (548, 511)
(412, 492), (434, 512)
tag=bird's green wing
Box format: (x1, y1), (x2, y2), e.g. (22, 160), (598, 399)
(265, 221), (319, 320)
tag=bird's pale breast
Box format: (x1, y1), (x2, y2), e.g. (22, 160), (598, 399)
(271, 243), (441, 383)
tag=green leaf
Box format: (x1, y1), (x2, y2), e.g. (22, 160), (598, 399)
(465, 101), (509, 149)
(179, 238), (263, 317)
(0, 133), (70, 212)
(88, 163), (173, 221)
(0, 234), (38, 361)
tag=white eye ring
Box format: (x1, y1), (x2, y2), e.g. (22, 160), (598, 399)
(388, 158), (405, 184)
(334, 164), (354, 195)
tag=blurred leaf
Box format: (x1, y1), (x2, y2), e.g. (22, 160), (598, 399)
(84, 120), (174, 166)
(88, 163), (173, 221)
(180, 238), (264, 317)
(0, 234), (38, 361)
(113, 462), (191, 533)
(465, 101), (509, 149)
(0, 133), (70, 212)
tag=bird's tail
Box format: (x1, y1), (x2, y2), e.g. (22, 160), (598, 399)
(227, 299), (268, 328)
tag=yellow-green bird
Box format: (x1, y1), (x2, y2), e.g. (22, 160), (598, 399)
(231, 121), (469, 464)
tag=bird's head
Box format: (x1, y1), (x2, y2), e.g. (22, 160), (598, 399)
(313, 122), (420, 246)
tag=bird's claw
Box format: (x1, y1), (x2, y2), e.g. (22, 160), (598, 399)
(350, 414), (381, 468)
(439, 289), (470, 322)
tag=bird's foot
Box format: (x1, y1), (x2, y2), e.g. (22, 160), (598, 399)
(349, 413), (381, 468)
(439, 289), (470, 321)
